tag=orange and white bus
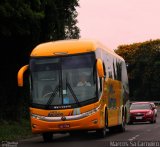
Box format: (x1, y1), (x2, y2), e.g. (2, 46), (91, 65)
(18, 39), (130, 141)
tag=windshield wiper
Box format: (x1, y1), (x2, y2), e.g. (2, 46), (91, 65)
(66, 81), (80, 107)
(45, 85), (60, 109)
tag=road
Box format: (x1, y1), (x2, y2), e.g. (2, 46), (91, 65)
(17, 108), (160, 147)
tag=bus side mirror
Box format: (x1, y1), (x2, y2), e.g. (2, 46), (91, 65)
(17, 65), (29, 87)
(96, 59), (104, 78)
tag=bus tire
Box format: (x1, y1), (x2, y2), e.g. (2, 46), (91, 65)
(42, 132), (53, 142)
(96, 126), (106, 138)
(118, 114), (126, 132)
(96, 108), (107, 138)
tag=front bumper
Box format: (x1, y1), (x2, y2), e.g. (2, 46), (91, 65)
(130, 115), (153, 123)
(30, 109), (103, 134)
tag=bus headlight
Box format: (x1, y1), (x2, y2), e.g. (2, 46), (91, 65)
(82, 105), (101, 117)
(31, 114), (45, 120)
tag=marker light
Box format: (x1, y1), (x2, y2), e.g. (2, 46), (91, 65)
(54, 52), (68, 55)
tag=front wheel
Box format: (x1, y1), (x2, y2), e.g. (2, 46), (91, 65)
(127, 121), (133, 125)
(96, 126), (107, 138)
(42, 132), (53, 142)
(150, 115), (156, 124)
(96, 109), (107, 138)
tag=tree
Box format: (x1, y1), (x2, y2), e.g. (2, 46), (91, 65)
(0, 0), (80, 121)
(115, 39), (160, 101)
(40, 0), (80, 41)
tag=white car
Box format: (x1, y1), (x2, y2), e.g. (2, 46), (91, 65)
(150, 102), (157, 117)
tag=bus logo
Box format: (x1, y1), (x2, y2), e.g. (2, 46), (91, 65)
(48, 111), (63, 117)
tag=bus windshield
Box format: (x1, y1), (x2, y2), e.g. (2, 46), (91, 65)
(30, 52), (97, 109)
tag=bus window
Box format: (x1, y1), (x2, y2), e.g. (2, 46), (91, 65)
(97, 76), (102, 97)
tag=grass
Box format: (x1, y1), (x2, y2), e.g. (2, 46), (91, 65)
(0, 119), (33, 141)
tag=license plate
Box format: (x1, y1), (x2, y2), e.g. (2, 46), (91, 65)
(136, 116), (142, 119)
(59, 124), (70, 128)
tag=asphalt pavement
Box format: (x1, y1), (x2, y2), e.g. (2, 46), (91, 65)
(3, 108), (160, 147)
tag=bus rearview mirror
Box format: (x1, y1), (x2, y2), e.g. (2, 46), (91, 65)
(17, 65), (29, 87)
(96, 59), (104, 78)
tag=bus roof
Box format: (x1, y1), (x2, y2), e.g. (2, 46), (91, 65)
(30, 39), (123, 60)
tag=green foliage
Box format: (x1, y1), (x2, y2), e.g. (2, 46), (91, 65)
(0, 119), (32, 141)
(115, 39), (160, 101)
(41, 0), (80, 41)
(0, 0), (80, 44)
(0, 0), (44, 40)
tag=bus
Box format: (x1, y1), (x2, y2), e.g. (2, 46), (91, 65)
(17, 39), (130, 141)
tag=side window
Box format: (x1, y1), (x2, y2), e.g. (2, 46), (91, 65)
(103, 62), (106, 78)
(97, 76), (102, 97)
(99, 78), (102, 92)
(98, 62), (106, 95)
(150, 104), (152, 109)
(108, 71), (113, 78)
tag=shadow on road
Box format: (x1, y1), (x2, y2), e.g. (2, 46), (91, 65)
(128, 122), (155, 125)
(31, 129), (128, 144)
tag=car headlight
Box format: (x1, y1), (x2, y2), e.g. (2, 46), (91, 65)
(146, 111), (152, 115)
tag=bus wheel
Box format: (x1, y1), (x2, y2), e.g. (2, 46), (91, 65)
(96, 126), (106, 138)
(42, 132), (53, 142)
(96, 110), (107, 138)
(118, 115), (126, 132)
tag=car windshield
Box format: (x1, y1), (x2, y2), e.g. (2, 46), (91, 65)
(29, 52), (97, 109)
(130, 103), (151, 110)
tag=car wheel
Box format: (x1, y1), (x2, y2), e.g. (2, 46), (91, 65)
(150, 115), (156, 124)
(150, 119), (154, 124)
(154, 117), (156, 123)
(127, 121), (133, 125)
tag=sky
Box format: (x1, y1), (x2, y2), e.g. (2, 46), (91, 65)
(76, 0), (160, 49)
